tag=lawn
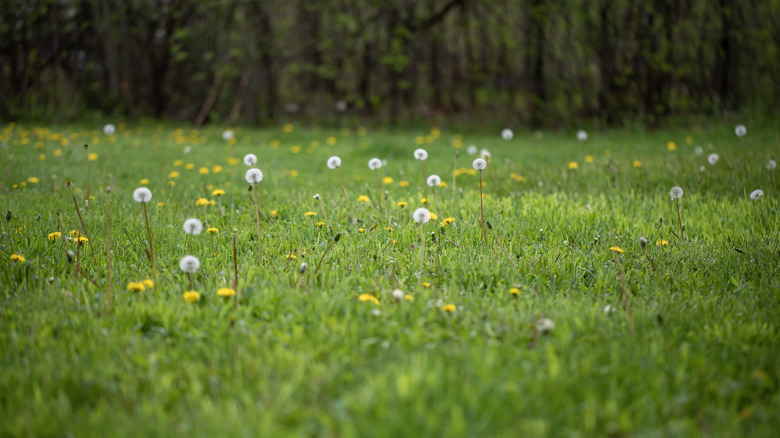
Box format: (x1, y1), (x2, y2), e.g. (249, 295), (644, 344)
(1, 121), (779, 437)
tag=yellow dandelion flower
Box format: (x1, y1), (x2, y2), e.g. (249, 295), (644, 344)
(185, 163), (195, 170)
(69, 230), (80, 237)
(73, 236), (89, 243)
(656, 239), (668, 246)
(385, 227), (394, 231)
(357, 195), (370, 203)
(610, 246), (623, 253)
(199, 167), (209, 175)
(38, 154), (46, 161)
(212, 165), (223, 173)
(304, 211), (317, 217)
(667, 141), (677, 151)
(196, 198), (210, 207)
(183, 291), (201, 303)
(357, 127), (367, 135)
(438, 181), (448, 187)
(286, 253), (297, 260)
(226, 157), (239, 165)
(585, 155), (594, 163)
(399, 180), (410, 187)
(143, 279), (154, 289)
(173, 159), (183, 167)
(291, 145), (301, 154)
(47, 231), (61, 241)
(54, 149), (62, 156)
(27, 177), (39, 184)
(405, 294), (414, 301)
(217, 287), (236, 297)
(441, 304), (456, 313)
(271, 210), (278, 218)
(270, 139), (280, 148)
(383, 176), (394, 184)
(509, 287), (520, 296)
(568, 162), (579, 170)
(510, 173), (526, 182)
(168, 171), (179, 178)
(685, 136), (693, 145)
(126, 282), (145, 292)
(289, 170), (298, 177)
(633, 160), (641, 168)
(283, 123), (293, 133)
(140, 178), (149, 184)
(441, 217), (455, 225)
(88, 153), (98, 161)
(397, 201), (407, 208)
(358, 293), (380, 305)
(167, 181), (175, 187)
(207, 227), (219, 234)
(316, 221), (325, 228)
(157, 202), (165, 207)
(420, 198), (428, 204)
(10, 254), (25, 263)
(358, 228), (365, 233)
(212, 189), (225, 196)
(326, 136), (337, 145)
(429, 212), (438, 221)
(422, 282), (431, 288)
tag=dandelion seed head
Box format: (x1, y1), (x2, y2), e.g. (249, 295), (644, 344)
(103, 124), (116, 135)
(670, 186), (684, 200)
(245, 168), (263, 184)
(222, 129), (235, 141)
(480, 148), (491, 159)
(133, 187), (152, 203)
(426, 174), (441, 187)
(335, 100), (348, 112)
(750, 189), (764, 200)
(368, 158), (382, 170)
(183, 146), (192, 155)
(767, 159), (776, 170)
(472, 158), (487, 171)
(313, 193), (321, 200)
(708, 153), (719, 165)
(391, 289), (404, 300)
(466, 145), (478, 155)
(413, 207), (431, 224)
(604, 305), (613, 315)
(501, 129), (513, 140)
(695, 146), (703, 155)
(179, 255), (200, 273)
(243, 153), (257, 166)
(735, 124), (747, 137)
(183, 218), (203, 235)
(537, 317), (555, 334)
(327, 156), (341, 169)
(414, 148), (428, 160)
(577, 130), (588, 142)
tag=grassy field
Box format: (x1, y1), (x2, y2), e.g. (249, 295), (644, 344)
(1, 120), (779, 437)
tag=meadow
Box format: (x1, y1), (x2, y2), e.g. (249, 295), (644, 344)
(1, 120), (779, 437)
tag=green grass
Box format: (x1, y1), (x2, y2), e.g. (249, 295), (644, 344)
(1, 121), (779, 437)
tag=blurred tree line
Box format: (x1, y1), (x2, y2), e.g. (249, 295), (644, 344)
(1, 0), (778, 127)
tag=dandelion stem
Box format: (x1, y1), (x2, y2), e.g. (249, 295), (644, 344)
(233, 230), (239, 309)
(336, 170), (354, 222)
(452, 151), (459, 197)
(105, 188), (113, 313)
(70, 189), (96, 262)
(674, 198), (684, 241)
(488, 223), (522, 277)
(56, 211), (62, 234)
(759, 198), (767, 234)
(432, 187), (443, 222)
(141, 202), (157, 285)
(318, 198), (328, 222)
(314, 233), (341, 277)
(478, 170), (487, 245)
(420, 161), (429, 200)
(4, 214), (15, 254)
(419, 222), (426, 279)
(253, 185), (263, 265)
(189, 272), (195, 291)
(612, 236), (636, 338)
(374, 169), (383, 213)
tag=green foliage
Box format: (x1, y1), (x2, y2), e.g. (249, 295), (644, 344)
(1, 121), (780, 436)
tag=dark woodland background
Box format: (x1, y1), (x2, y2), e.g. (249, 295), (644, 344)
(2, 0), (778, 128)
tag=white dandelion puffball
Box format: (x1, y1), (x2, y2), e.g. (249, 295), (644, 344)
(577, 130), (588, 142)
(245, 168), (263, 184)
(466, 145), (478, 156)
(414, 148), (428, 160)
(537, 318), (555, 334)
(335, 100), (348, 112)
(670, 186), (684, 200)
(313, 193), (321, 200)
(501, 129), (513, 140)
(735, 124), (747, 137)
(222, 129), (235, 141)
(708, 153), (719, 165)
(133, 187), (152, 203)
(767, 159), (776, 170)
(179, 255), (200, 273)
(750, 189), (764, 201)
(426, 174), (441, 187)
(183, 218), (203, 235)
(391, 289), (404, 300)
(604, 305), (614, 315)
(472, 158), (487, 171)
(368, 158), (382, 170)
(480, 148), (491, 159)
(183, 145), (192, 155)
(103, 123), (116, 135)
(243, 153), (257, 166)
(327, 156), (342, 169)
(695, 146), (703, 156)
(413, 207), (431, 224)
